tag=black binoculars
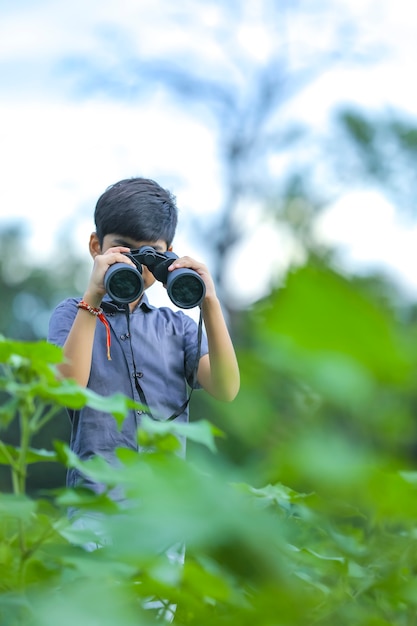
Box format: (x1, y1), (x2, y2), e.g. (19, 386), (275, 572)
(104, 246), (206, 309)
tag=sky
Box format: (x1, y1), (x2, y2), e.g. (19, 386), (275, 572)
(1, 0), (417, 307)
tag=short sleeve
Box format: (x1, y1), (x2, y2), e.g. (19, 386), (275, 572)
(48, 298), (79, 347)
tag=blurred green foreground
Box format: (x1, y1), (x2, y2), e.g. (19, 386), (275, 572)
(1, 260), (417, 626)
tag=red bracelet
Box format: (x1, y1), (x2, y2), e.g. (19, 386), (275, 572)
(77, 299), (112, 360)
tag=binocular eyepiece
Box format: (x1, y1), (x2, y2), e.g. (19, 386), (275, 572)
(104, 246), (206, 309)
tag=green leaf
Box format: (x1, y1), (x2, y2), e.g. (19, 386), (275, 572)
(0, 444), (57, 465)
(54, 487), (120, 514)
(54, 442), (122, 487)
(137, 428), (182, 452)
(35, 382), (143, 427)
(53, 441), (84, 469)
(138, 416), (224, 454)
(26, 447), (58, 464)
(258, 264), (412, 385)
(0, 493), (36, 521)
(0, 337), (63, 365)
(0, 396), (20, 430)
(301, 547), (346, 564)
(239, 482), (313, 506)
(29, 578), (145, 626)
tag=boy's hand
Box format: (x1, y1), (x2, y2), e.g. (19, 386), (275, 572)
(168, 256), (216, 301)
(169, 254), (240, 402)
(84, 246), (135, 306)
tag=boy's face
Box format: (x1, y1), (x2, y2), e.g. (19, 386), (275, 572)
(91, 233), (171, 292)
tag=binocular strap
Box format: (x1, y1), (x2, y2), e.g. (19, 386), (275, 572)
(124, 305), (203, 423)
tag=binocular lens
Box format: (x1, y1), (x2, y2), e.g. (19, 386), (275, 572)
(104, 264), (144, 304)
(167, 270), (206, 309)
(104, 253), (205, 308)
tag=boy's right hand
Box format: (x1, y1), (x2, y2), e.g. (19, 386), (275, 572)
(83, 246), (135, 307)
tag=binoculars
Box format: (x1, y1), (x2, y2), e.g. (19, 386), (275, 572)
(104, 246), (206, 309)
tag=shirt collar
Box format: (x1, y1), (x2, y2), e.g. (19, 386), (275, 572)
(137, 292), (155, 311)
(101, 292), (155, 313)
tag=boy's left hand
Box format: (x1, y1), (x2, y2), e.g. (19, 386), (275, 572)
(168, 256), (216, 301)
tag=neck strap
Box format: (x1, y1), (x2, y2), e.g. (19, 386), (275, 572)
(124, 305), (203, 422)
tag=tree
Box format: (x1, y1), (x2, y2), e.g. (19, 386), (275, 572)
(54, 0), (388, 315)
(333, 106), (417, 215)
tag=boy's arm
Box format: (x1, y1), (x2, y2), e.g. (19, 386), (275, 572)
(168, 257), (240, 402)
(198, 296), (240, 401)
(57, 246), (133, 386)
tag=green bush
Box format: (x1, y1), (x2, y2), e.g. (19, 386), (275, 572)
(1, 262), (417, 625)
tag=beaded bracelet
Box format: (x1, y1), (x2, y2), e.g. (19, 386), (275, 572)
(77, 300), (103, 316)
(77, 299), (112, 360)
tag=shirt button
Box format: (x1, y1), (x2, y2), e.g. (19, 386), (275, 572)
(136, 372), (143, 378)
(137, 410), (144, 415)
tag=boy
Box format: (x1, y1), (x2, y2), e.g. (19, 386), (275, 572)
(48, 177), (240, 498)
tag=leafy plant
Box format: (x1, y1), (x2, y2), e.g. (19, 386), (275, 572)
(1, 261), (417, 625)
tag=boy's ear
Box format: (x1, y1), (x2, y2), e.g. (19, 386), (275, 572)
(89, 232), (102, 258)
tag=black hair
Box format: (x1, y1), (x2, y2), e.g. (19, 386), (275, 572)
(94, 177), (178, 247)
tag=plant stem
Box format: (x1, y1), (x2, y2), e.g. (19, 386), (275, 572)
(17, 407), (32, 496)
(31, 404), (61, 433)
(15, 404), (34, 586)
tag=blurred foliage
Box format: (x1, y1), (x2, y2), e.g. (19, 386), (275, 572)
(335, 108), (417, 213)
(2, 256), (417, 624)
(0, 225), (89, 341)
(0, 225), (89, 493)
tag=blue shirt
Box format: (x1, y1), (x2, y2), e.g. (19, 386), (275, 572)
(48, 293), (208, 496)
